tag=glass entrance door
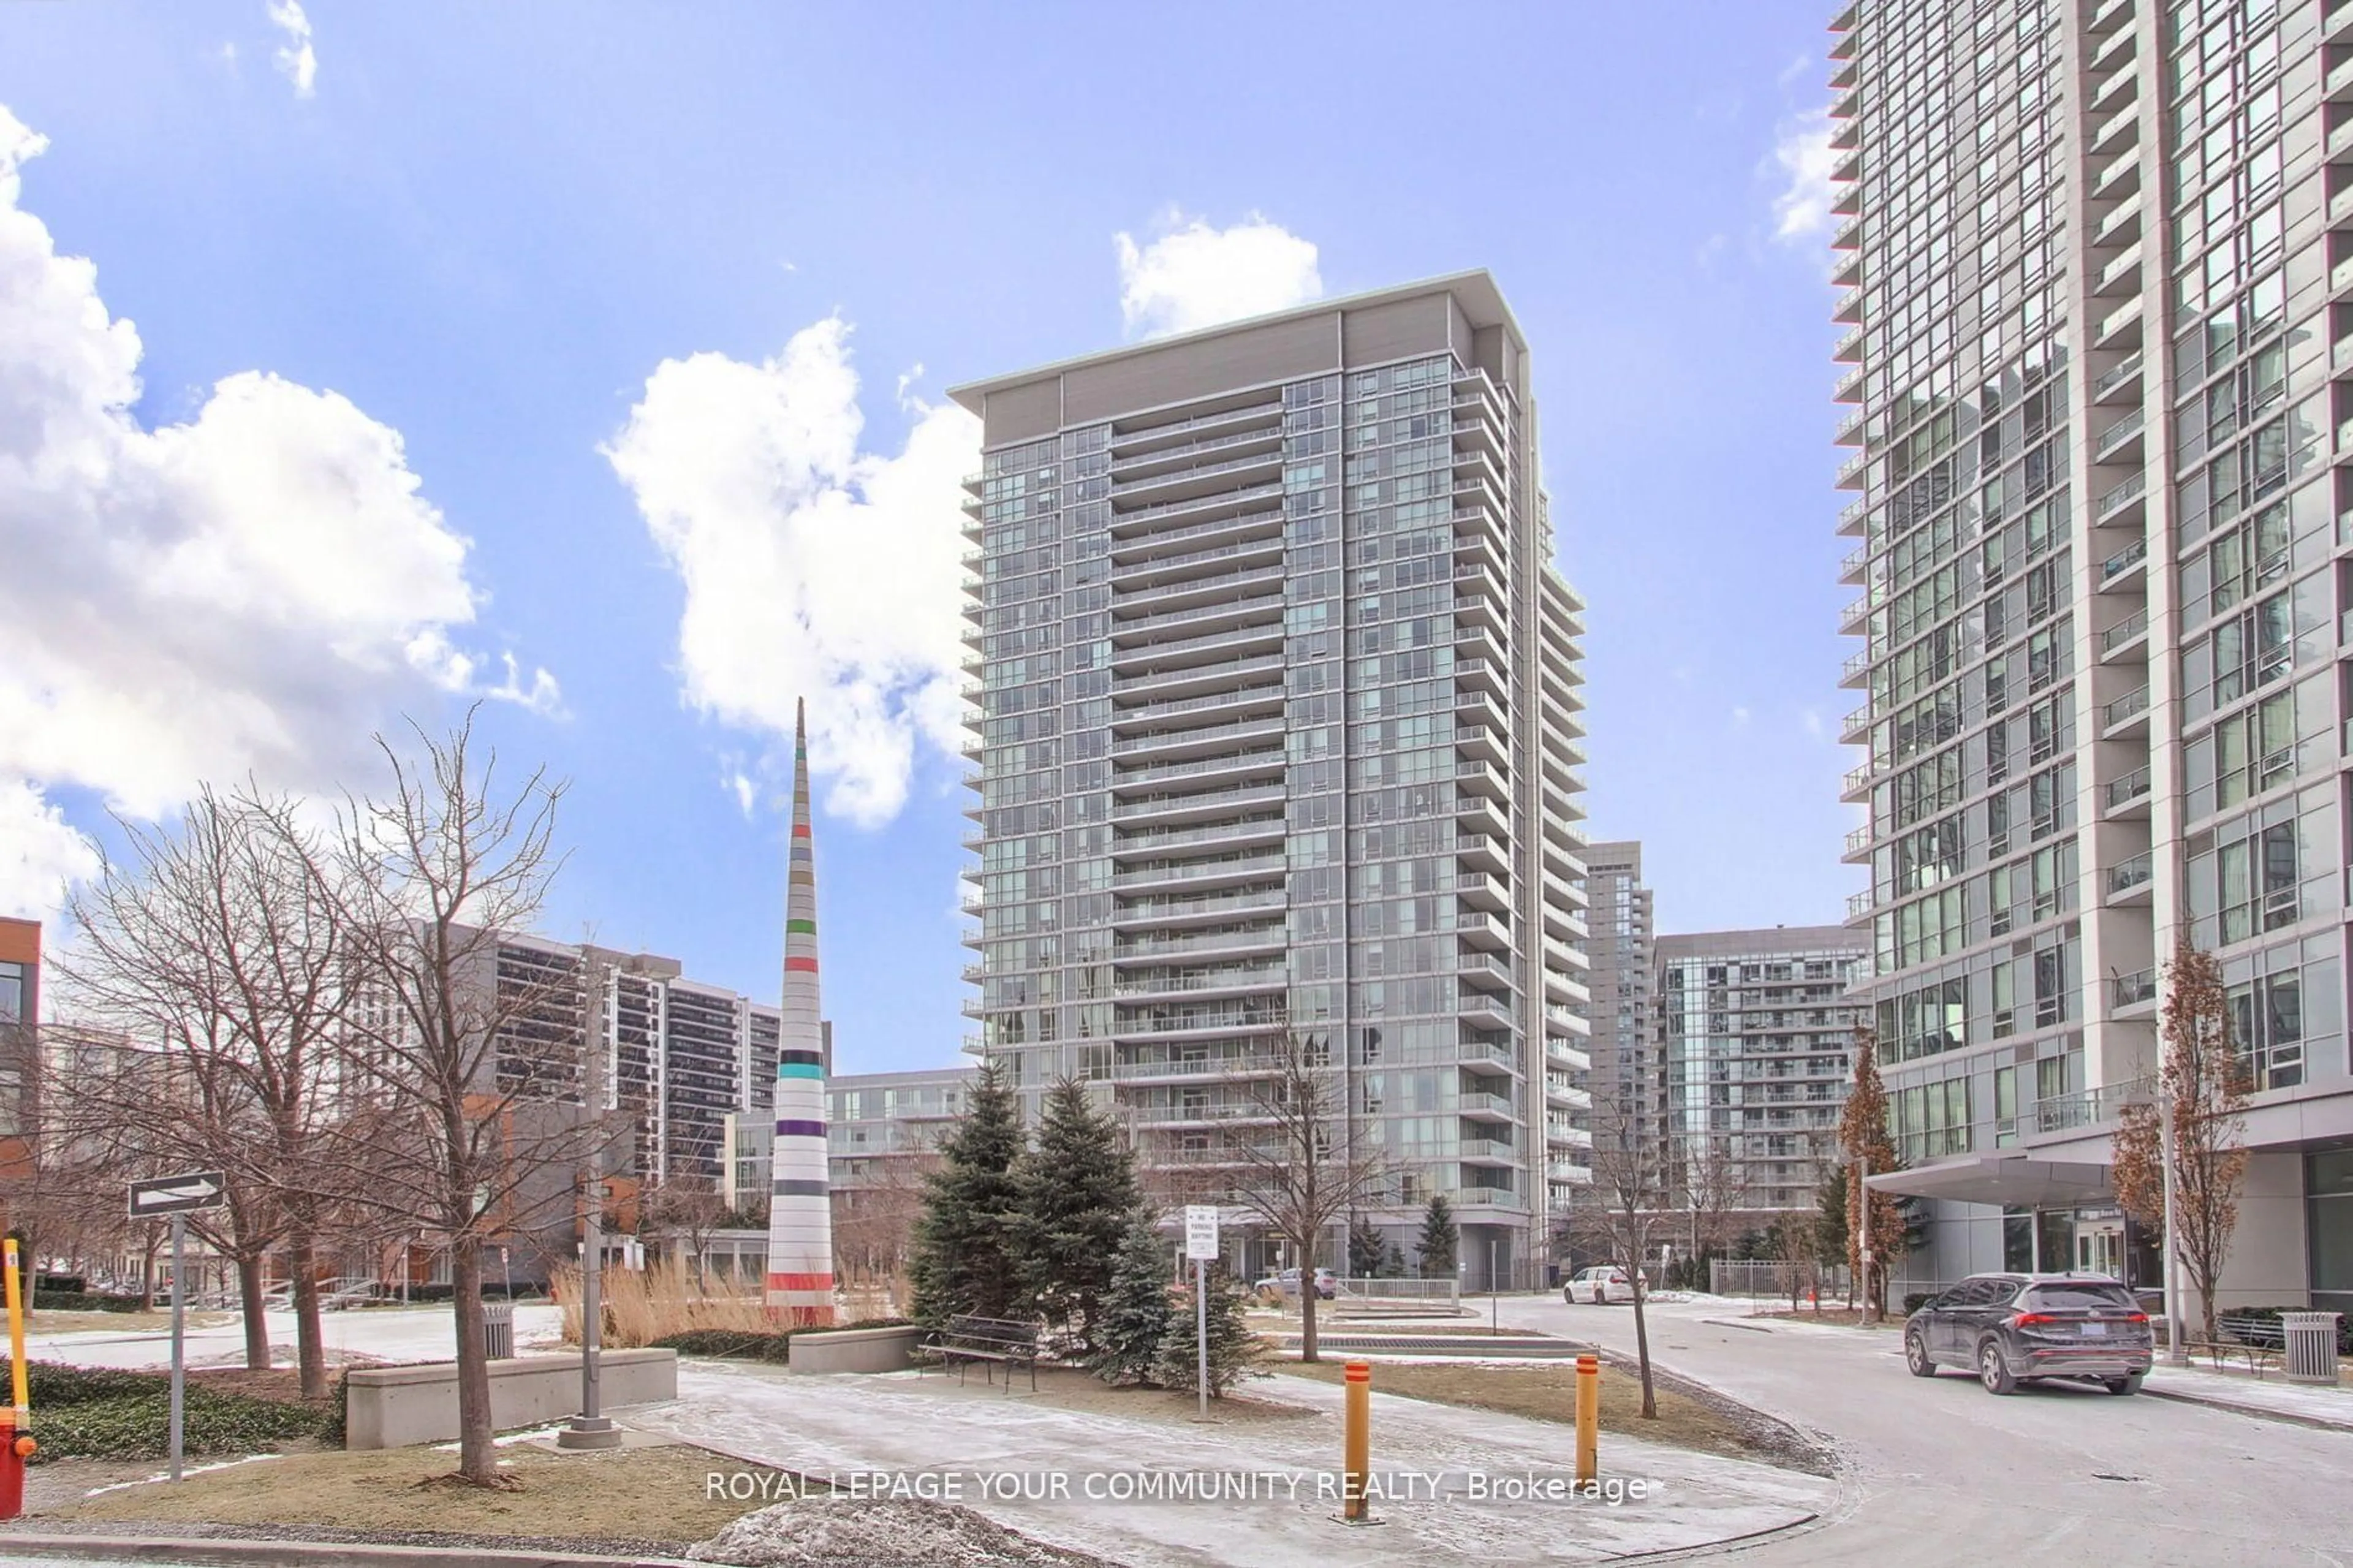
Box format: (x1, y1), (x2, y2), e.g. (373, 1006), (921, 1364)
(2076, 1218), (2124, 1279)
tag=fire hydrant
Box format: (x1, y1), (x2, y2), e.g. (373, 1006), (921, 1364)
(1, 1237), (33, 1521)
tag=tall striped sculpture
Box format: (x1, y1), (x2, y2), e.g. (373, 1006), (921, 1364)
(765, 700), (836, 1325)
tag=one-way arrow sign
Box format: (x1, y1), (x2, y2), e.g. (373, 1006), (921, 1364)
(127, 1170), (227, 1219)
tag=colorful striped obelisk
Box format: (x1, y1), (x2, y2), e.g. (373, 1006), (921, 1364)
(765, 699), (836, 1325)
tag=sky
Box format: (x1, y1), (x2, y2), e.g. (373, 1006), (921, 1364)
(0, 1), (1855, 1076)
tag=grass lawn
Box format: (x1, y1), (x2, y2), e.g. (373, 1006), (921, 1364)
(1278, 1357), (1824, 1471)
(40, 1441), (793, 1548)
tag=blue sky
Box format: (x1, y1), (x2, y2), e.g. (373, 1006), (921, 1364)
(0, 1), (1853, 1075)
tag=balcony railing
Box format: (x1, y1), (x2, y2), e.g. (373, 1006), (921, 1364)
(2105, 767), (2151, 809)
(1110, 479), (1284, 530)
(2094, 408), (2145, 459)
(2112, 968), (2158, 1009)
(2101, 608), (2149, 653)
(2104, 685), (2151, 728)
(2102, 537), (2148, 579)
(2096, 472), (2147, 518)
(2108, 852), (2154, 895)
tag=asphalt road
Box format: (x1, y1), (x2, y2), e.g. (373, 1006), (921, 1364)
(1500, 1293), (2352, 1567)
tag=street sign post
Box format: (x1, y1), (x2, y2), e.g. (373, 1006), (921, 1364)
(127, 1171), (225, 1482)
(1183, 1206), (1219, 1419)
(127, 1172), (226, 1220)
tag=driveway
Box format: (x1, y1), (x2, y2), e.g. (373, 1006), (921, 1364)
(1501, 1293), (2352, 1567)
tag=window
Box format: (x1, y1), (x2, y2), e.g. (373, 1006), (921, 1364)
(0, 961), (21, 1023)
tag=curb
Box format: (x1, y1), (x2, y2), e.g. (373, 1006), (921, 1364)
(2138, 1384), (2353, 1434)
(0, 1532), (700, 1567)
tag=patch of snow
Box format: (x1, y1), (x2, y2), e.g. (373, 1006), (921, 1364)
(81, 1452), (281, 1497)
(430, 1424), (568, 1452)
(688, 1494), (1101, 1566)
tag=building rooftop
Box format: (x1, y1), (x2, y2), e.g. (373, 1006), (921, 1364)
(947, 269), (1525, 415)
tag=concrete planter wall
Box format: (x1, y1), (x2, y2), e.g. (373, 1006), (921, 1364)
(789, 1324), (928, 1374)
(344, 1349), (678, 1449)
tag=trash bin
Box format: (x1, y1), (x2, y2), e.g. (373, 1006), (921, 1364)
(483, 1299), (515, 1360)
(2281, 1311), (2341, 1384)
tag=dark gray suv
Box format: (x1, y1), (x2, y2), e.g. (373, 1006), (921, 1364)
(1904, 1273), (2154, 1395)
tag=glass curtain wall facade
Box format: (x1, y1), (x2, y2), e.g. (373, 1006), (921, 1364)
(1835, 0), (2353, 1302)
(953, 275), (1594, 1286)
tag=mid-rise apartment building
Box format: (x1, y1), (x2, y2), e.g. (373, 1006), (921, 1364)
(1832, 0), (2353, 1310)
(721, 1066), (973, 1210)
(1583, 843), (1661, 1186)
(466, 930), (784, 1189)
(1655, 927), (1868, 1214)
(951, 273), (1596, 1287)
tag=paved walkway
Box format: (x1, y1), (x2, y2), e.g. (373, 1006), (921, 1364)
(2141, 1361), (2353, 1430)
(21, 1305), (567, 1371)
(629, 1361), (1832, 1566)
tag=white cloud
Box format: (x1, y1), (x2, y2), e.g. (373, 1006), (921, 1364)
(0, 780), (100, 926)
(0, 100), (548, 915)
(1113, 211), (1322, 339)
(1770, 107), (1836, 243)
(604, 317), (979, 828)
(267, 0), (317, 99)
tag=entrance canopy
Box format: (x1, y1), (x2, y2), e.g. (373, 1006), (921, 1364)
(1864, 1156), (2111, 1208)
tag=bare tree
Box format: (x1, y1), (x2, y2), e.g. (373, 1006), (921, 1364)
(1679, 1133), (1749, 1285)
(54, 786), (350, 1391)
(2112, 942), (2249, 1343)
(1569, 1096), (1661, 1418)
(1222, 1028), (1385, 1364)
(331, 709), (585, 1488)
(638, 1172), (729, 1288)
(831, 1148), (940, 1312)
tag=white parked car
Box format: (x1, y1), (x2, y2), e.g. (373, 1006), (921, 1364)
(1564, 1266), (1644, 1305)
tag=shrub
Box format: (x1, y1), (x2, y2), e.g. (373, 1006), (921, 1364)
(650, 1329), (794, 1363)
(1902, 1292), (1935, 1316)
(647, 1317), (913, 1365)
(31, 1289), (146, 1314)
(2221, 1305), (2353, 1355)
(0, 1361), (338, 1465)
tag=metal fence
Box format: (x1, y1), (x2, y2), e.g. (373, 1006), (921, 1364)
(1333, 1277), (1463, 1316)
(1710, 1259), (1854, 1301)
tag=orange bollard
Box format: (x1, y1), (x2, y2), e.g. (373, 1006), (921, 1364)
(1574, 1353), (1599, 1485)
(1342, 1360), (1371, 1522)
(0, 1238), (32, 1521)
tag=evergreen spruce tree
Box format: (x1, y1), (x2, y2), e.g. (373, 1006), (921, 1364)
(907, 1059), (1025, 1327)
(1089, 1208), (1178, 1386)
(1346, 1216), (1388, 1278)
(1011, 1077), (1142, 1353)
(1153, 1264), (1265, 1398)
(1415, 1194), (1458, 1280)
(1381, 1238), (1409, 1279)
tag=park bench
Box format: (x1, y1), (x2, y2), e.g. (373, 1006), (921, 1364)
(2183, 1313), (2284, 1377)
(916, 1314), (1040, 1391)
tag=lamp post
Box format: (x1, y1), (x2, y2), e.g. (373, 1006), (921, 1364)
(560, 962), (623, 1450)
(2158, 1058), (2186, 1366)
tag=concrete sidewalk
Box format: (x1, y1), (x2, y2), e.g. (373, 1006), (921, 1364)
(629, 1361), (1833, 1566)
(2140, 1362), (2353, 1431)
